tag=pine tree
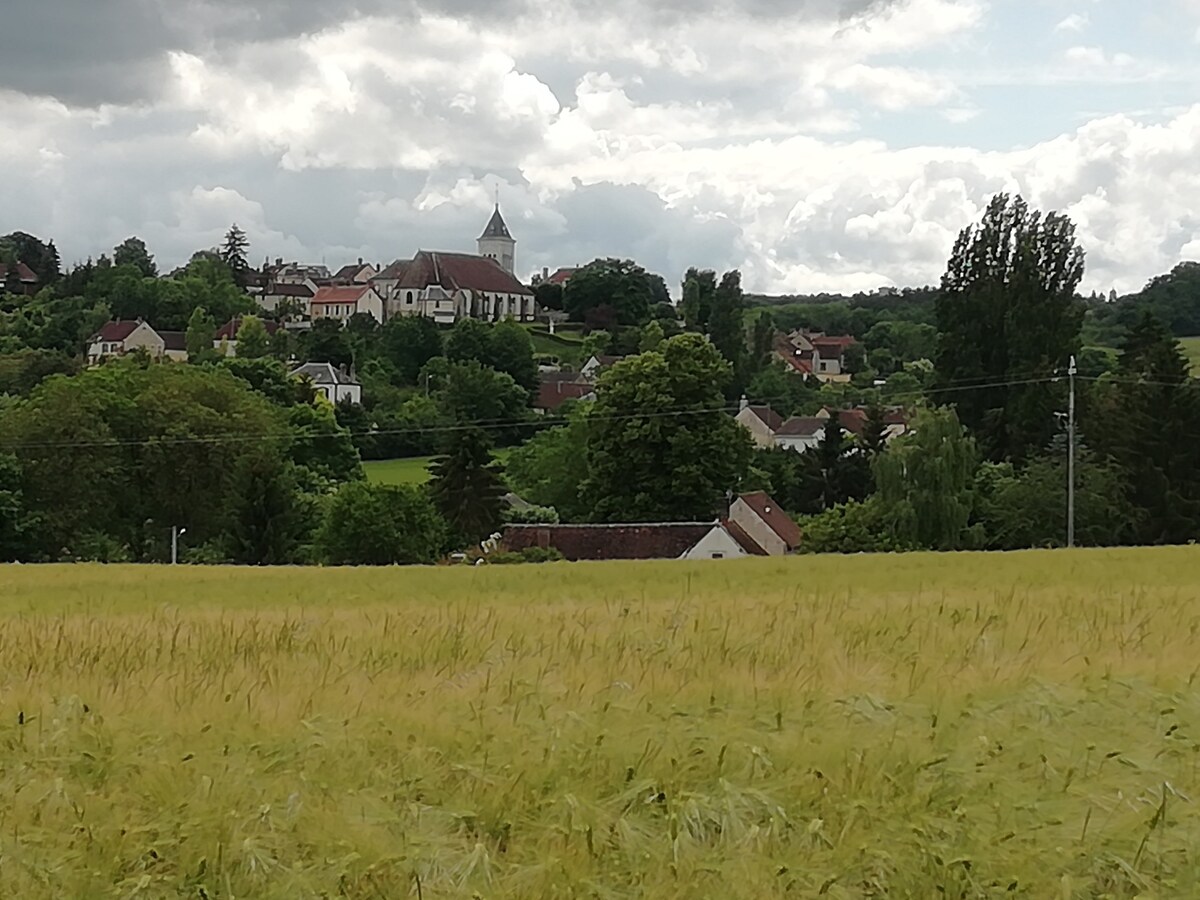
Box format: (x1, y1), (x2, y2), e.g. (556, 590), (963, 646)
(427, 428), (507, 547)
(221, 225), (251, 286)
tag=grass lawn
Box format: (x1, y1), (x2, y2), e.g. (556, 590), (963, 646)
(3, 547), (1200, 896)
(1181, 335), (1200, 373)
(364, 447), (514, 486)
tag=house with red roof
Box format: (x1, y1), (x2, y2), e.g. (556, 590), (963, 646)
(772, 330), (859, 384)
(727, 491), (802, 556)
(310, 285), (385, 324)
(534, 371), (595, 415)
(735, 398), (785, 448)
(214, 317), (282, 357)
(87, 320), (169, 365)
(0, 261), (39, 296)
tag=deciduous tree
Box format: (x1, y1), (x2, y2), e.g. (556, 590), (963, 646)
(317, 482), (446, 565)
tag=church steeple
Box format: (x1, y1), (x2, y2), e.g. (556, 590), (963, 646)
(477, 201), (516, 275)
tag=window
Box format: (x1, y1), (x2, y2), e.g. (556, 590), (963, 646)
(711, 552), (725, 559)
(407, 291), (413, 302)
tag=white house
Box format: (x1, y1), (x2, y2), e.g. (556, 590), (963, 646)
(727, 492), (802, 556)
(309, 285), (385, 324)
(259, 281), (316, 315)
(735, 399), (785, 448)
(774, 416), (826, 452)
(289, 362), (362, 405)
(332, 259), (379, 284)
(87, 320), (167, 365)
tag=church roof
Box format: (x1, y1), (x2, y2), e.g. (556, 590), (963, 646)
(478, 205), (513, 241)
(396, 251), (532, 296)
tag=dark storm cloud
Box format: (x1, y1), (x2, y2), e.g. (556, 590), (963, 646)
(0, 0), (899, 107)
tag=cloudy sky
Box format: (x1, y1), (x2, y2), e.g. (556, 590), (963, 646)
(2, 0), (1199, 296)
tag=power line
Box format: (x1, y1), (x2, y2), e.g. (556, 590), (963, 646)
(4, 373), (1065, 452)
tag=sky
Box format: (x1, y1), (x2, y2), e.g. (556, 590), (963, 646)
(2, 0), (1199, 296)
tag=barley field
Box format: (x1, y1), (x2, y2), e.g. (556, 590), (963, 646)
(2, 550), (1200, 898)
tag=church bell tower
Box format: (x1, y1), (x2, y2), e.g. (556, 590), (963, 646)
(477, 203), (516, 275)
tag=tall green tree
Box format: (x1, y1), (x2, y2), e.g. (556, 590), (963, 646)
(486, 319), (538, 395)
(505, 409), (591, 521)
(680, 268), (717, 332)
(708, 270), (746, 381)
(0, 232), (61, 285)
(873, 407), (983, 550)
(582, 333), (754, 522)
(1089, 313), (1200, 544)
(0, 452), (34, 561)
(186, 306), (216, 361)
(427, 428), (508, 547)
(221, 225), (251, 286)
(113, 237), (158, 278)
(225, 459), (307, 564)
(936, 193), (1085, 462)
(806, 413), (871, 510)
(236, 315), (270, 359)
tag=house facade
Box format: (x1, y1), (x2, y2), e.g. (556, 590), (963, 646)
(535, 372), (595, 415)
(0, 261), (39, 296)
(772, 330), (858, 384)
(332, 260), (378, 284)
(310, 285), (385, 323)
(728, 492), (802, 556)
(735, 399), (784, 448)
(289, 362), (362, 405)
(260, 281), (316, 315)
(87, 320), (168, 365)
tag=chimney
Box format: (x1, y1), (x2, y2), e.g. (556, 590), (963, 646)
(738, 394), (749, 412)
(542, 266), (549, 279)
(357, 257), (363, 266)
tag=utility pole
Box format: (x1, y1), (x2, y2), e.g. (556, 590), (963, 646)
(1067, 354), (1076, 549)
(171, 526), (186, 565)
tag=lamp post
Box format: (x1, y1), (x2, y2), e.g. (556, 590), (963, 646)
(171, 526), (187, 565)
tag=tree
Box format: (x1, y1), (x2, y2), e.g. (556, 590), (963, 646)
(506, 409), (591, 521)
(680, 268), (716, 332)
(426, 358), (531, 443)
(975, 448), (1136, 549)
(226, 459), (307, 564)
(563, 258), (658, 326)
(486, 319), (538, 395)
(445, 318), (492, 364)
(0, 452), (33, 561)
(861, 403), (889, 460)
(302, 319), (354, 369)
(639, 320), (665, 353)
(806, 412), (870, 510)
(427, 428), (508, 547)
(286, 401), (363, 486)
(872, 407), (984, 550)
(582, 333), (754, 521)
(708, 270), (746, 380)
(1087, 313), (1200, 544)
(534, 281), (564, 311)
(113, 237), (158, 278)
(221, 225), (251, 286)
(936, 193), (1085, 462)
(186, 306), (216, 361)
(236, 315), (270, 359)
(317, 482), (446, 565)
(0, 232), (61, 285)
(379, 315), (443, 384)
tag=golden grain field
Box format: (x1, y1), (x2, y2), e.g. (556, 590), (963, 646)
(2, 550), (1200, 898)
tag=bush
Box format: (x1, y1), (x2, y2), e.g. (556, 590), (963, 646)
(505, 504), (560, 524)
(486, 546), (565, 565)
(799, 498), (914, 554)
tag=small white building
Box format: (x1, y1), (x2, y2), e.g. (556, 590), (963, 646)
(735, 399), (785, 448)
(774, 416), (826, 452)
(86, 320), (167, 365)
(290, 362), (362, 405)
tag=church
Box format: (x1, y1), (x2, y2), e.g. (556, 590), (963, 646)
(368, 205), (537, 325)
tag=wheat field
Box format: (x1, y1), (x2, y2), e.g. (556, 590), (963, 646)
(1, 550), (1199, 898)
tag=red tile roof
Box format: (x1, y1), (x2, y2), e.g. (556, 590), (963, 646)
(91, 320), (144, 342)
(500, 523), (721, 561)
(0, 261), (38, 283)
(744, 404), (784, 432)
(216, 317), (282, 341)
(547, 267), (577, 285)
(737, 491), (802, 550)
(776, 416), (825, 437)
(311, 285), (374, 305)
(536, 378), (594, 412)
(396, 251), (532, 295)
(833, 407), (869, 437)
(265, 282), (315, 298)
(772, 336), (814, 374)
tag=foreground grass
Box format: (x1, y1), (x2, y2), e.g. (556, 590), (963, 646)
(2, 549), (1200, 897)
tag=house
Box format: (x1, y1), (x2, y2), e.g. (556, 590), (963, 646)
(265, 260), (331, 285)
(816, 406), (910, 442)
(383, 250), (535, 324)
(214, 317), (282, 356)
(498, 521), (763, 561)
(87, 320), (168, 364)
(0, 261), (39, 296)
(310, 285), (385, 324)
(159, 331), (189, 362)
(259, 281), (316, 315)
(774, 416), (826, 452)
(332, 259), (378, 285)
(289, 362), (362, 405)
(535, 372), (595, 414)
(735, 398), (785, 448)
(532, 266), (579, 286)
(772, 330), (859, 384)
(580, 355), (624, 381)
(727, 492), (802, 556)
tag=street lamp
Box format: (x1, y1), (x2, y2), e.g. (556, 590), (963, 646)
(171, 526), (187, 565)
